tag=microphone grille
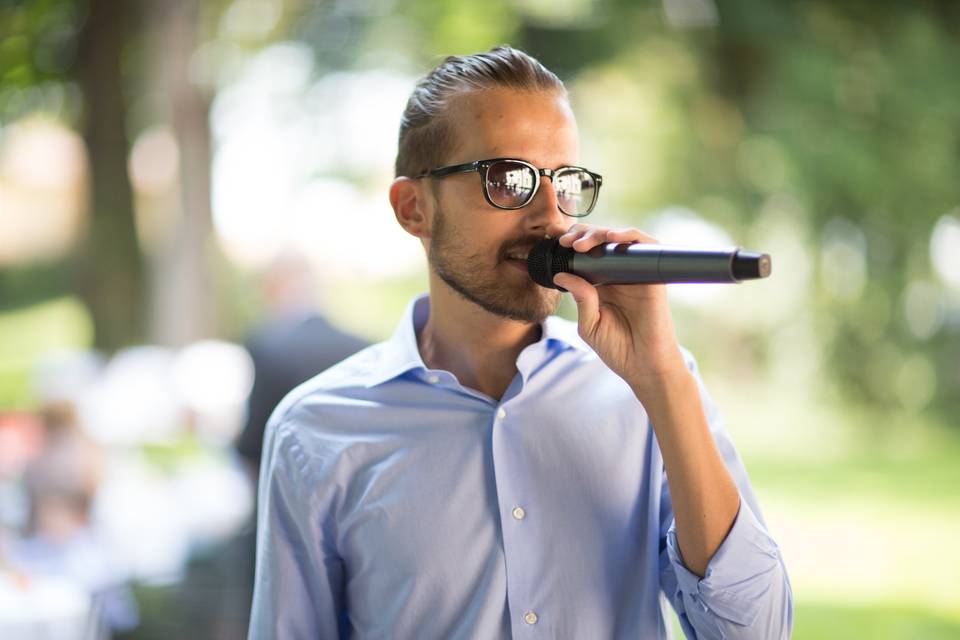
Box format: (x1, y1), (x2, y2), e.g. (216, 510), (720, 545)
(527, 238), (573, 289)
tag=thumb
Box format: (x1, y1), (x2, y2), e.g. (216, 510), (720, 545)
(553, 272), (600, 336)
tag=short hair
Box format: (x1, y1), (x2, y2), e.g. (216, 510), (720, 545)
(394, 45), (567, 178)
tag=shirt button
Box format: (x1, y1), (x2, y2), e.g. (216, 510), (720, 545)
(512, 506), (526, 520)
(497, 408), (507, 420)
(427, 375), (439, 384)
(523, 611), (538, 625)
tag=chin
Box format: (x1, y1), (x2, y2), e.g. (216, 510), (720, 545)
(434, 263), (561, 324)
(511, 288), (562, 324)
(474, 282), (560, 324)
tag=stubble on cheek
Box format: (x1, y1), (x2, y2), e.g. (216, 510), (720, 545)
(428, 209), (562, 323)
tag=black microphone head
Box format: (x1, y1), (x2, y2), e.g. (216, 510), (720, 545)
(527, 238), (574, 289)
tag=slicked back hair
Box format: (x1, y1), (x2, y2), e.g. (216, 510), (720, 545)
(394, 46), (567, 179)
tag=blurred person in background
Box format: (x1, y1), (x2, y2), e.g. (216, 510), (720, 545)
(235, 251), (369, 477)
(10, 402), (138, 636)
(250, 46), (792, 638)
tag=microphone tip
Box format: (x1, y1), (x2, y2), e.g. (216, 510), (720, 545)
(732, 251), (772, 280)
(759, 254), (772, 278)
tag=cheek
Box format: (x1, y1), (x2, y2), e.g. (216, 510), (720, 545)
(436, 189), (519, 257)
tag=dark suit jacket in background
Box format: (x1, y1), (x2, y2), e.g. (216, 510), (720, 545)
(236, 313), (368, 470)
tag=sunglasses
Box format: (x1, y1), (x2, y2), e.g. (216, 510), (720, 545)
(414, 157), (602, 217)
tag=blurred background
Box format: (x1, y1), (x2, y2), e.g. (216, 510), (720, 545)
(1, 0), (959, 638)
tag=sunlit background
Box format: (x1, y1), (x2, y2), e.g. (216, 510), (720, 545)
(1, 0), (959, 638)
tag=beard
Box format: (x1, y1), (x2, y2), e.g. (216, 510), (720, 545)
(428, 207), (562, 324)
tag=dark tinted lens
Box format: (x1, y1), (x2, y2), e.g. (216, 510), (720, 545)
(554, 169), (597, 216)
(486, 161), (536, 208)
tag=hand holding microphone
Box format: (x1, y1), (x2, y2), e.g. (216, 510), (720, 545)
(535, 223), (771, 399)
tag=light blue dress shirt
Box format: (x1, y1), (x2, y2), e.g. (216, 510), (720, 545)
(249, 294), (793, 639)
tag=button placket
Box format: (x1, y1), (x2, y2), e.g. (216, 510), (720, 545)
(491, 402), (540, 632)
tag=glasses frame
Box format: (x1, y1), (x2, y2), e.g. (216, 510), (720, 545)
(413, 157), (603, 217)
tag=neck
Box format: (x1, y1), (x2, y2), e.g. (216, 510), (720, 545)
(418, 275), (542, 401)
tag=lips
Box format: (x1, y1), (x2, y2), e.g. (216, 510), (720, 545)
(504, 257), (528, 273)
(503, 248), (530, 274)
(503, 245), (536, 262)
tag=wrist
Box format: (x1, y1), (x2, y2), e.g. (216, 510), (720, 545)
(627, 356), (694, 403)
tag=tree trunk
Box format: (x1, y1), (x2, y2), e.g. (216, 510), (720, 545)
(148, 0), (219, 347)
(74, 0), (144, 351)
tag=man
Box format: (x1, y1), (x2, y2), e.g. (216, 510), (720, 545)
(249, 46), (793, 639)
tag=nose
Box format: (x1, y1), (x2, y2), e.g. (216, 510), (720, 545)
(524, 174), (566, 233)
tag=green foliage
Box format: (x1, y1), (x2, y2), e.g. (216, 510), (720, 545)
(0, 0), (83, 124)
(792, 602), (960, 640)
(671, 601), (960, 640)
(0, 260), (73, 311)
(0, 295), (92, 409)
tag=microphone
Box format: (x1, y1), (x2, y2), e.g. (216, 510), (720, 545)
(527, 238), (771, 289)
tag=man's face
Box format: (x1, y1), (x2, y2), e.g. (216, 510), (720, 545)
(425, 88), (579, 324)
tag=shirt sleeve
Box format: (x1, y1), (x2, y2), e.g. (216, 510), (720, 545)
(657, 350), (794, 640)
(248, 409), (347, 640)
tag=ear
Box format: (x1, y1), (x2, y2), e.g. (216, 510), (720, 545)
(390, 177), (433, 240)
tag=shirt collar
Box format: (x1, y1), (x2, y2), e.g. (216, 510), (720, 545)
(364, 293), (590, 388)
